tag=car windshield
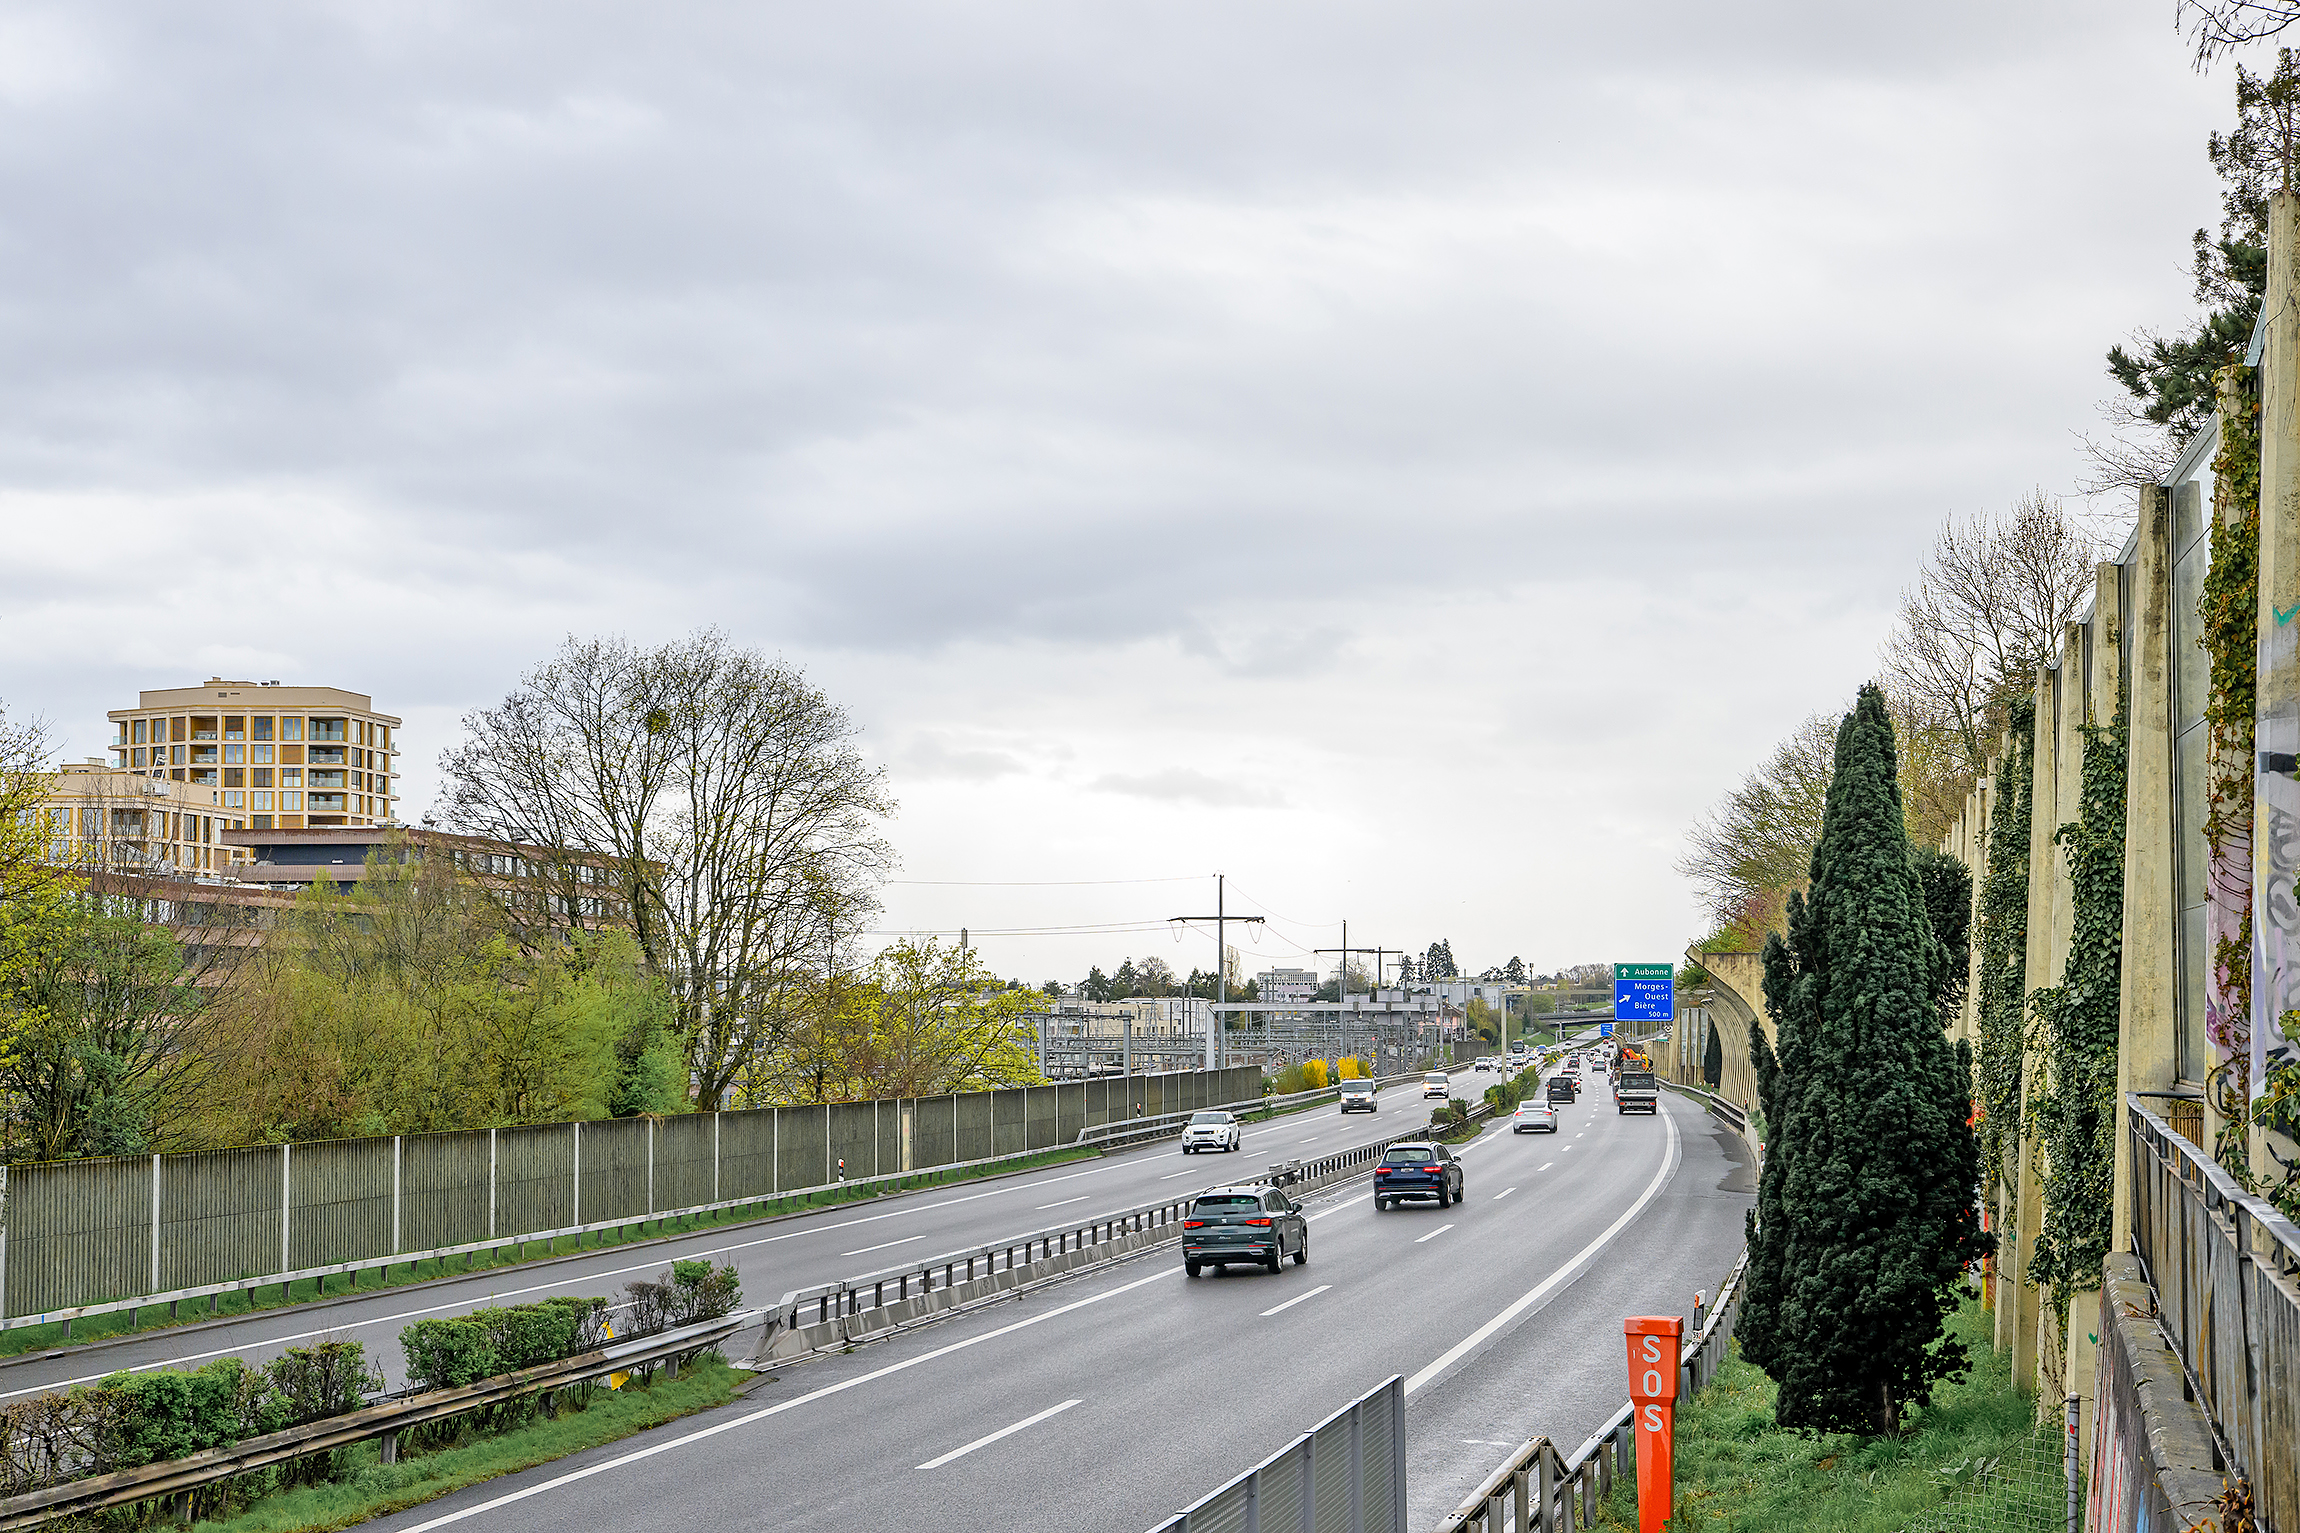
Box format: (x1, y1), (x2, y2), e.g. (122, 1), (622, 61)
(1385, 1148), (1435, 1164)
(1189, 1112), (1230, 1124)
(1424, 1073), (1446, 1082)
(1193, 1194), (1261, 1210)
(1343, 1081), (1372, 1092)
(1517, 1102), (1545, 1112)
(1620, 1072), (1656, 1089)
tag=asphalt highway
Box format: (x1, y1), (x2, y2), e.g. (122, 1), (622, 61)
(356, 1073), (1753, 1533)
(0, 1083), (1442, 1400)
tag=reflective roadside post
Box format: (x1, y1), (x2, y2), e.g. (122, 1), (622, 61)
(1625, 1315), (1682, 1533)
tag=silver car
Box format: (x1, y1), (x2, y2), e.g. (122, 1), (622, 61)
(1512, 1100), (1559, 1134)
(1181, 1110), (1243, 1154)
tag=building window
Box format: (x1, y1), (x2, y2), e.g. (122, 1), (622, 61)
(224, 717), (243, 740)
(131, 748), (146, 767)
(252, 792), (273, 811)
(281, 768), (302, 786)
(253, 769), (273, 788)
(131, 719), (147, 744)
(309, 717), (345, 742)
(223, 769), (243, 788)
(191, 770), (218, 786)
(252, 744), (272, 765)
(223, 792), (243, 808)
(281, 718), (303, 742)
(223, 744), (243, 765)
(309, 770), (345, 788)
(309, 793), (346, 811)
(253, 814), (273, 830)
(252, 717), (273, 742)
(170, 745), (186, 766)
(283, 792), (303, 810)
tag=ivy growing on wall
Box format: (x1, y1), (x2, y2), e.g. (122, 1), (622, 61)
(1975, 693), (2036, 1205)
(2202, 362), (2259, 1175)
(2026, 695), (2127, 1313)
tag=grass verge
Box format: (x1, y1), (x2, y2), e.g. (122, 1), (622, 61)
(193, 1360), (746, 1533)
(2, 1146), (1099, 1361)
(1586, 1296), (2043, 1532)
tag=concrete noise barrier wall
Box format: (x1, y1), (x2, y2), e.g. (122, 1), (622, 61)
(0, 1066), (1263, 1321)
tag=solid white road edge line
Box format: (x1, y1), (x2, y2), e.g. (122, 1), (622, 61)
(915, 1398), (1083, 1470)
(1414, 1224), (1456, 1243)
(389, 1266), (1175, 1533)
(1259, 1285), (1333, 1318)
(1403, 1103), (1681, 1397)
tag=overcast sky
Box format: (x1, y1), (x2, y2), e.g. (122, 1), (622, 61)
(0, 0), (2237, 986)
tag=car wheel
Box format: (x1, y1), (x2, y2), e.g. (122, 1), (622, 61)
(1266, 1252), (1283, 1274)
(1437, 1183), (1451, 1209)
(1293, 1239), (1308, 1267)
(1186, 1261), (1201, 1277)
(1182, 1145), (1193, 1154)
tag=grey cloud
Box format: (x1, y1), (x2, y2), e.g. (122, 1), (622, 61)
(897, 734), (1029, 783)
(1090, 768), (1285, 809)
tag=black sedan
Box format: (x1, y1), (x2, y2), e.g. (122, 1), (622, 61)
(1373, 1142), (1463, 1210)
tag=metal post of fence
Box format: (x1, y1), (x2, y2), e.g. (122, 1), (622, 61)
(149, 1153), (161, 1293)
(487, 1128), (496, 1240)
(712, 1112), (721, 1202)
(572, 1121), (581, 1229)
(1348, 1392), (1366, 1533)
(1536, 1447), (1554, 1533)
(393, 1136), (403, 1253)
(646, 1118), (655, 1215)
(279, 1143), (291, 1274)
(1244, 1463), (1261, 1533)
(2064, 1393), (2079, 1533)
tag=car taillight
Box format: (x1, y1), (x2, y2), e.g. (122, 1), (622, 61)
(1184, 1220), (1204, 1228)
(1375, 1167), (1390, 1176)
(1244, 1218), (1272, 1227)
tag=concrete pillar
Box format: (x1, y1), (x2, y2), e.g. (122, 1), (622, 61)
(2118, 484), (2178, 1255)
(2253, 187), (2300, 1195)
(2008, 659), (2061, 1388)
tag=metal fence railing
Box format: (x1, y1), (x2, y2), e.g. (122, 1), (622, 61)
(1141, 1375), (1406, 1533)
(1431, 1249), (1750, 1533)
(0, 1066), (1261, 1331)
(2125, 1093), (2300, 1533)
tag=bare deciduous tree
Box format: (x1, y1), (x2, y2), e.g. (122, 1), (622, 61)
(1678, 711), (1839, 933)
(440, 630), (897, 1109)
(1879, 492), (2098, 778)
(2181, 0), (2300, 66)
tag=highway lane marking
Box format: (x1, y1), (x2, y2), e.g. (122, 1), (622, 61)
(1259, 1285), (1332, 1318)
(1404, 1104), (1681, 1397)
(1306, 1192), (1374, 1221)
(1158, 1170), (1200, 1180)
(0, 1160), (1135, 1400)
(1538, 1162), (1554, 1172)
(1414, 1224), (1455, 1243)
(1493, 1188), (1516, 1201)
(841, 1236), (927, 1257)
(1299, 1137), (1320, 1144)
(385, 1265), (1174, 1532)
(915, 1398), (1082, 1469)
(1034, 1197), (1089, 1211)
(1560, 1146), (1571, 1153)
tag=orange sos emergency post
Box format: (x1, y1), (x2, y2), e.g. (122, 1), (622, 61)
(1624, 1316), (1682, 1533)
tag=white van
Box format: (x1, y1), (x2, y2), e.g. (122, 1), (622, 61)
(1422, 1071), (1450, 1100)
(1339, 1078), (1377, 1113)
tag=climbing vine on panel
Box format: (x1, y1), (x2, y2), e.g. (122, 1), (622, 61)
(1975, 694), (2035, 1205)
(2203, 363), (2259, 1175)
(2027, 696), (2127, 1313)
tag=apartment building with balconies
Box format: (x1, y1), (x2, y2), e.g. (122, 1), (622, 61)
(38, 760), (244, 877)
(108, 680), (401, 832)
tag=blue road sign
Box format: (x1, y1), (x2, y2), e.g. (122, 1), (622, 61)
(1613, 962), (1674, 1024)
(1600, 1022), (1614, 1037)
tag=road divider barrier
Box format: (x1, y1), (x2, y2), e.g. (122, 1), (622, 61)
(1141, 1374), (1406, 1533)
(754, 1112), (1482, 1362)
(0, 1308), (760, 1531)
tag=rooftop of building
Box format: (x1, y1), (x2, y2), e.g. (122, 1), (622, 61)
(112, 680), (400, 725)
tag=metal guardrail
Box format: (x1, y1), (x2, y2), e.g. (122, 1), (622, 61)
(1661, 1081), (1749, 1134)
(1074, 1074), (1427, 1152)
(2126, 1093), (2300, 1533)
(1143, 1374), (1407, 1533)
(0, 1308), (757, 1530)
(761, 1110), (1481, 1358)
(1434, 1249), (1750, 1533)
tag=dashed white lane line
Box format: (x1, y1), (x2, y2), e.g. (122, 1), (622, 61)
(1158, 1170), (1200, 1180)
(1260, 1284), (1332, 1318)
(1404, 1104), (1682, 1396)
(1034, 1197), (1088, 1211)
(841, 1235), (927, 1257)
(1560, 1146), (1572, 1153)
(1414, 1223), (1456, 1244)
(1538, 1162), (1554, 1172)
(390, 1266), (1173, 1532)
(1493, 1188), (1517, 1201)
(916, 1398), (1083, 1470)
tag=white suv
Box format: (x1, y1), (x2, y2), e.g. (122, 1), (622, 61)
(1181, 1110), (1243, 1154)
(1422, 1071), (1450, 1100)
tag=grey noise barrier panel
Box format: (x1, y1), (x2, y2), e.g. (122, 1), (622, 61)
(1141, 1374), (1407, 1533)
(0, 1067), (1261, 1331)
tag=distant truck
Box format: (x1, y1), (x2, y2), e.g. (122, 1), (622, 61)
(1614, 1069), (1659, 1115)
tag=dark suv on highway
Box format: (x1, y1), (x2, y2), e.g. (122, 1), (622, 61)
(1183, 1186), (1309, 1276)
(1373, 1142), (1463, 1210)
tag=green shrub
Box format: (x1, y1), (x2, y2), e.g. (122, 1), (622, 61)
(621, 1263), (740, 1337)
(399, 1320), (500, 1394)
(98, 1359), (276, 1471)
(266, 1343), (382, 1428)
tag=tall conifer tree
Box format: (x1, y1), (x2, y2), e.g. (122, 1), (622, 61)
(1737, 686), (1992, 1436)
